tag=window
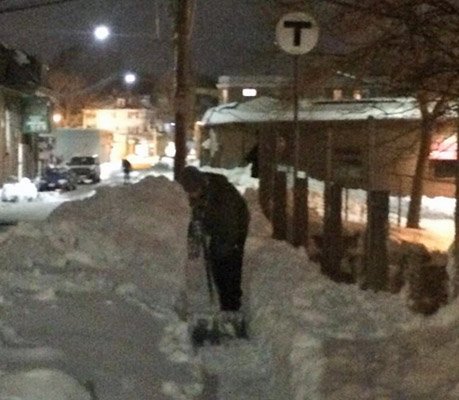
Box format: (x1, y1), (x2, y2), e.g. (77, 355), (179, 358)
(221, 88), (228, 103)
(333, 89), (343, 100)
(334, 148), (363, 180)
(242, 88), (257, 97)
(431, 160), (456, 178)
(5, 110), (11, 153)
(353, 90), (362, 100)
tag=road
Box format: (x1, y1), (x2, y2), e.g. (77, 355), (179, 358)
(0, 160), (174, 224)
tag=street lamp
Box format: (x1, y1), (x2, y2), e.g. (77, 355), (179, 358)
(124, 72), (137, 85)
(52, 113), (62, 124)
(94, 25), (110, 41)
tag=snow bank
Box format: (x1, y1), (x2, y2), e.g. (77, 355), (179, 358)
(1, 169), (458, 399)
(0, 368), (90, 400)
(0, 176), (190, 308)
(243, 194), (459, 399)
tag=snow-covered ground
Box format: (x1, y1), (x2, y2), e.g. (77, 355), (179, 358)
(0, 159), (457, 399)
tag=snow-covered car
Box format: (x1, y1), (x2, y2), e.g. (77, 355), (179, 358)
(1, 177), (38, 202)
(67, 156), (101, 183)
(37, 167), (78, 192)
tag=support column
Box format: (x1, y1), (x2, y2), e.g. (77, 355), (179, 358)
(272, 135), (288, 240)
(272, 163), (288, 241)
(363, 190), (390, 291)
(322, 183), (343, 280)
(362, 116), (389, 291)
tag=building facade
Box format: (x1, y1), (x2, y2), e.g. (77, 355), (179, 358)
(82, 96), (157, 160)
(215, 72), (381, 105)
(197, 96), (457, 199)
(0, 45), (53, 185)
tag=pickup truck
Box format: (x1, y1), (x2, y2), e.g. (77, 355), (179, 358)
(67, 156), (101, 184)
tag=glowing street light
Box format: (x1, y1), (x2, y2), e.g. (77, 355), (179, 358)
(124, 72), (137, 85)
(52, 113), (62, 124)
(94, 25), (110, 41)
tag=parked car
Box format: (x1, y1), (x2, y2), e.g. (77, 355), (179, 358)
(67, 156), (101, 183)
(37, 166), (78, 192)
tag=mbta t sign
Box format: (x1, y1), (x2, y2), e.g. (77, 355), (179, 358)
(274, 12), (319, 248)
(276, 12), (319, 55)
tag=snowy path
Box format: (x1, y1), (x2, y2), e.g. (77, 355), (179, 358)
(197, 340), (272, 399)
(1, 293), (201, 400)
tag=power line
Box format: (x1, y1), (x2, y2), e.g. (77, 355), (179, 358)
(0, 0), (82, 15)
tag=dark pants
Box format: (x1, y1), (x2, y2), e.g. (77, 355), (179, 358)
(208, 238), (244, 311)
(123, 170), (130, 184)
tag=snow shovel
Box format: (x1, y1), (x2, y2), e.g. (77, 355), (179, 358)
(190, 237), (248, 348)
(190, 235), (223, 348)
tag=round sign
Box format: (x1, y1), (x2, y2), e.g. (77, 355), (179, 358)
(276, 12), (319, 55)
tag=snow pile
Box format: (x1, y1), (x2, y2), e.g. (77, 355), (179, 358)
(0, 168), (458, 398)
(0, 368), (90, 400)
(0, 176), (189, 308)
(240, 198), (459, 398)
(1, 178), (38, 202)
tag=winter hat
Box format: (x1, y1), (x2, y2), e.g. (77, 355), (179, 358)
(180, 166), (206, 193)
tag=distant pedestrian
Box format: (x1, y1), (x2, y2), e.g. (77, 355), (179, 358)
(122, 159), (132, 184)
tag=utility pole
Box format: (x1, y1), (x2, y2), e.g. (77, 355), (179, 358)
(173, 0), (195, 181)
(453, 111), (459, 299)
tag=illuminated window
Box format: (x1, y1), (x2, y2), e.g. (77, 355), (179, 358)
(353, 90), (362, 100)
(221, 88), (228, 103)
(5, 110), (11, 153)
(242, 88), (257, 97)
(333, 89), (343, 100)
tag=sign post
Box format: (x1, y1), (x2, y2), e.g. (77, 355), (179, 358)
(276, 12), (319, 247)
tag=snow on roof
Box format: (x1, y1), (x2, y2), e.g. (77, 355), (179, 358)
(216, 75), (291, 88)
(200, 96), (422, 126)
(14, 49), (31, 65)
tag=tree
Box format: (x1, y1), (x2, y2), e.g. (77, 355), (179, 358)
(47, 69), (89, 127)
(281, 0), (459, 228)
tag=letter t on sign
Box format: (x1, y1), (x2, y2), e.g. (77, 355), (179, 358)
(276, 12), (319, 55)
(283, 20), (312, 47)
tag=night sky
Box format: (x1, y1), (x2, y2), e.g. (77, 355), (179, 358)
(0, 0), (291, 80)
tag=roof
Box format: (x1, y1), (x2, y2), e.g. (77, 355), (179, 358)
(216, 75), (291, 89)
(200, 96), (424, 126)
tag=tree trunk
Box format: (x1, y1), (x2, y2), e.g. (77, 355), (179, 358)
(406, 118), (434, 228)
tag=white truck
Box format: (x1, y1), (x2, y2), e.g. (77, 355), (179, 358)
(52, 128), (113, 165)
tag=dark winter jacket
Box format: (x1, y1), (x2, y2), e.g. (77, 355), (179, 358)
(187, 172), (249, 257)
(245, 144), (259, 178)
(122, 159), (132, 173)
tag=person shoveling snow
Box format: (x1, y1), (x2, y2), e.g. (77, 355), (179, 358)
(180, 166), (249, 347)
